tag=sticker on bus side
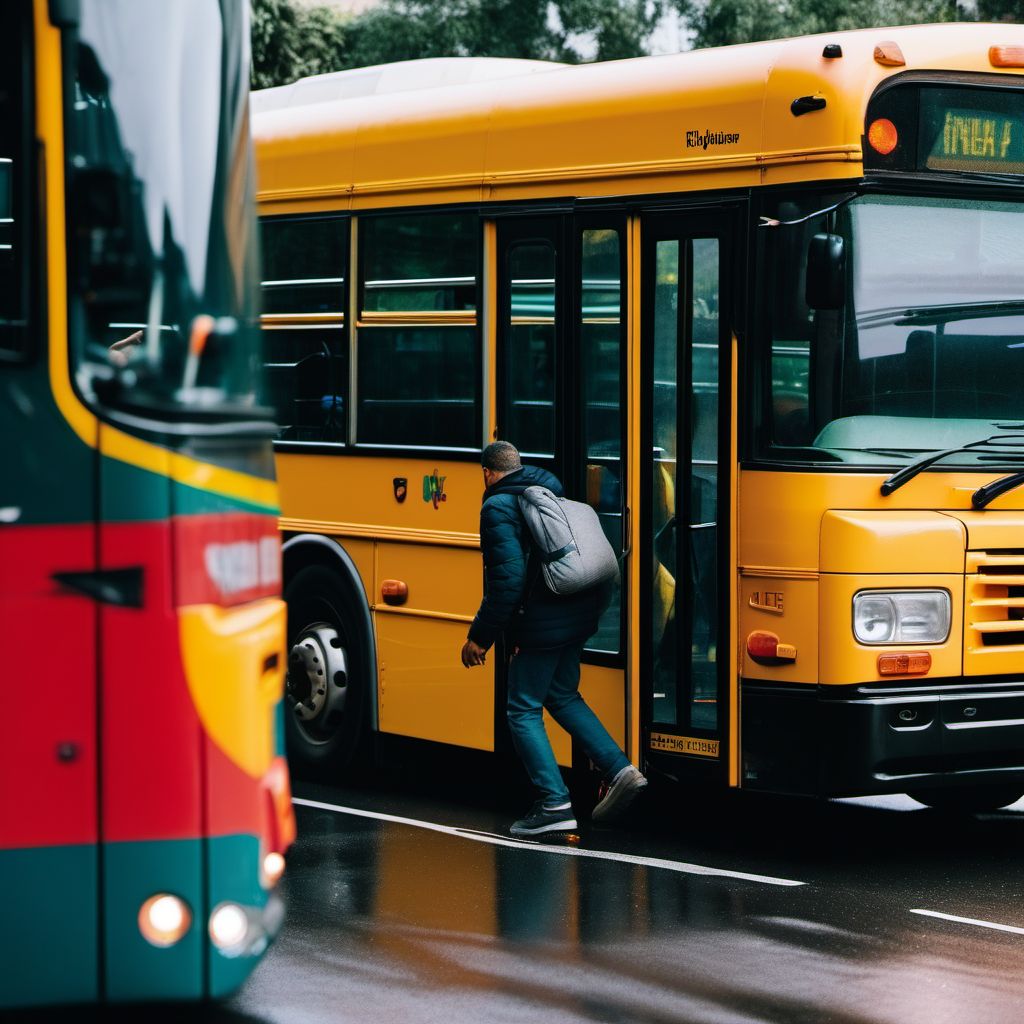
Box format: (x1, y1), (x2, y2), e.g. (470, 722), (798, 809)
(649, 732), (720, 758)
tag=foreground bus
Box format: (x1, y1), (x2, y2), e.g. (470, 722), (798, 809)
(0, 0), (294, 1008)
(254, 24), (1024, 814)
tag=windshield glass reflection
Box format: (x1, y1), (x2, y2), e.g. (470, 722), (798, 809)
(67, 0), (263, 423)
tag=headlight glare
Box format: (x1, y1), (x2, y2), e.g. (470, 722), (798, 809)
(853, 590), (950, 645)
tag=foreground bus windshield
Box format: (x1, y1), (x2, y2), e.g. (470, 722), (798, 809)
(762, 192), (1024, 462)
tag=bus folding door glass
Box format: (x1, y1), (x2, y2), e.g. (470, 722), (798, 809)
(259, 216), (347, 442)
(358, 213), (479, 448)
(651, 240), (679, 724)
(689, 238), (719, 731)
(581, 228), (623, 654)
(506, 243), (556, 457)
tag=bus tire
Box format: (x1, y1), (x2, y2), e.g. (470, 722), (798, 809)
(908, 784), (1024, 813)
(283, 564), (368, 776)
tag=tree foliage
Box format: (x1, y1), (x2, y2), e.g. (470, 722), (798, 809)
(675, 0), (968, 50)
(250, 0), (1023, 90)
(251, 0), (350, 89)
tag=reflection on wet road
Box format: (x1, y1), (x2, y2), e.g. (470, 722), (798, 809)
(7, 769), (1024, 1024)
(227, 777), (1024, 1024)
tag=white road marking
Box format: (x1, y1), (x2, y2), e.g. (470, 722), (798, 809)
(293, 796), (806, 887)
(910, 909), (1024, 935)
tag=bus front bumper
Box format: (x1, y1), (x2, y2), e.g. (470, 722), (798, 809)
(742, 679), (1024, 797)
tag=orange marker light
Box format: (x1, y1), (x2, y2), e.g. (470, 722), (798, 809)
(990, 45), (1024, 68)
(868, 118), (899, 155)
(873, 41), (906, 67)
(878, 652), (932, 676)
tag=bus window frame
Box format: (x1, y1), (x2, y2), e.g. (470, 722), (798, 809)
(352, 206), (484, 456)
(260, 210), (350, 446)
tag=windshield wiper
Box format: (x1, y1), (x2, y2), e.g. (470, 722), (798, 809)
(857, 299), (1024, 329)
(881, 434), (1024, 496)
(973, 471), (1024, 509)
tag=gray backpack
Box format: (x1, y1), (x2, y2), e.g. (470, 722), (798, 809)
(518, 485), (620, 595)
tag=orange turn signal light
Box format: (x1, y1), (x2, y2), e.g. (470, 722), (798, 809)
(868, 118), (899, 156)
(990, 45), (1024, 69)
(381, 579), (408, 605)
(878, 652), (932, 676)
(873, 41), (906, 67)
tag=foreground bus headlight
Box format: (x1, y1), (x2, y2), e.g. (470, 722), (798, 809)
(853, 590), (951, 644)
(138, 893), (192, 947)
(209, 902), (251, 952)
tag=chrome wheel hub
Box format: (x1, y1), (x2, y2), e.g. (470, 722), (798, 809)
(287, 623), (349, 725)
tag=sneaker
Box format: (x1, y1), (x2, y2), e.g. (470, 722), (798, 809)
(591, 765), (648, 825)
(510, 800), (577, 837)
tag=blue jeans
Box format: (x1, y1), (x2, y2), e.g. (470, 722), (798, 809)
(507, 642), (630, 806)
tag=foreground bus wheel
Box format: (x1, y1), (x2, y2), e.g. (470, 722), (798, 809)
(284, 565), (367, 774)
(908, 785), (1024, 813)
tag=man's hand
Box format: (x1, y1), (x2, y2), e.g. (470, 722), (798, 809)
(461, 639), (487, 668)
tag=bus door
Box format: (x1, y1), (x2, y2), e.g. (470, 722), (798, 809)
(640, 211), (733, 785)
(495, 213), (630, 766)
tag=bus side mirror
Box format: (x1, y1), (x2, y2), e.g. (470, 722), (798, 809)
(805, 233), (846, 310)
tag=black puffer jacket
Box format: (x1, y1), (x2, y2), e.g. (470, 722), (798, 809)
(467, 465), (610, 651)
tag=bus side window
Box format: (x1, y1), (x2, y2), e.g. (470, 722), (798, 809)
(357, 212), (479, 449)
(260, 215), (348, 442)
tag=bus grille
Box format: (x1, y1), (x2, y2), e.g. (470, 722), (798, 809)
(966, 552), (1024, 672)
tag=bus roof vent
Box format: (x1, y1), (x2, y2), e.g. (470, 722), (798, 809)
(251, 57), (565, 115)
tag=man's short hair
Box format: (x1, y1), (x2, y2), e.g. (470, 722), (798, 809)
(481, 441), (522, 473)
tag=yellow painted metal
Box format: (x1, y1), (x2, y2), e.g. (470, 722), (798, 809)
(377, 612), (493, 749)
(179, 599), (287, 778)
(255, 24), (1024, 211)
(819, 573), (963, 685)
(819, 511), (966, 574)
(483, 219), (498, 444)
(728, 334), (739, 786)
(627, 214), (642, 767)
(740, 576), (820, 684)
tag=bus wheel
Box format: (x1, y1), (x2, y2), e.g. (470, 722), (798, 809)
(908, 785), (1024, 813)
(284, 565), (367, 774)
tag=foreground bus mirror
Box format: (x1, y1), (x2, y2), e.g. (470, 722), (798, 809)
(805, 232), (846, 310)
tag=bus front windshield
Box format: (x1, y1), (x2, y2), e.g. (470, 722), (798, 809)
(66, 0), (265, 424)
(762, 192), (1024, 465)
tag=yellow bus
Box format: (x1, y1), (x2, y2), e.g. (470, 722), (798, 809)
(253, 24), (1024, 813)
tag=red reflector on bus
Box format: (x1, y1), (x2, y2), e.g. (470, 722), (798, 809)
(990, 45), (1024, 68)
(877, 652), (932, 676)
(868, 118), (899, 155)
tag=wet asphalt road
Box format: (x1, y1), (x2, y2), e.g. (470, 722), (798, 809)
(8, 746), (1024, 1024)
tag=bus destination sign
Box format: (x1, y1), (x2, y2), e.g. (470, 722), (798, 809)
(922, 91), (1024, 173)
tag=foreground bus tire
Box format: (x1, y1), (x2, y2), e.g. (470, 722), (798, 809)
(284, 565), (368, 774)
(908, 785), (1024, 813)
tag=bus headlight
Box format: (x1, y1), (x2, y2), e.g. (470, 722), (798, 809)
(138, 893), (192, 947)
(209, 902), (250, 952)
(853, 590), (951, 645)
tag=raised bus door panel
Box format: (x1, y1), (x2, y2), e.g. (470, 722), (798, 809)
(640, 212), (733, 785)
(496, 214), (629, 765)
